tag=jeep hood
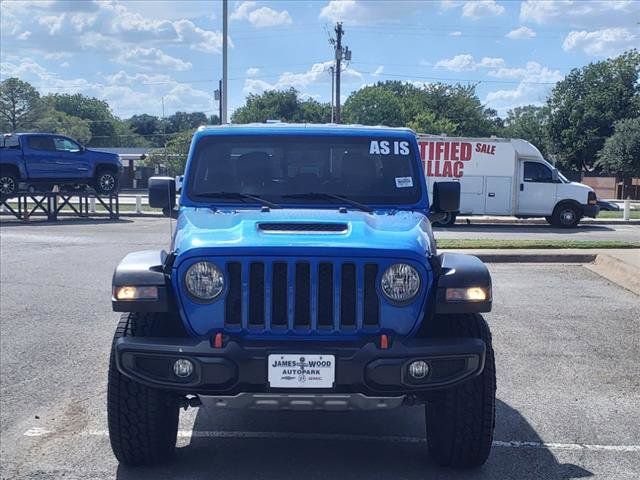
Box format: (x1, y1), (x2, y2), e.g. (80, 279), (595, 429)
(172, 207), (434, 264)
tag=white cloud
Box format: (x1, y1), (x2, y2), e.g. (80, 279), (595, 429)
(245, 67), (260, 77)
(116, 47), (192, 71)
(17, 30), (31, 40)
(484, 61), (563, 114)
(450, 31), (462, 36)
(372, 65), (384, 77)
(243, 61), (362, 95)
(563, 28), (637, 57)
(231, 1), (292, 27)
(462, 1), (505, 19)
(506, 26), (536, 39)
(319, 0), (425, 25)
(435, 54), (505, 72)
(520, 0), (637, 28)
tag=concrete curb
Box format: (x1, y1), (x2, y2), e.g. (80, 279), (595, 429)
(471, 253), (598, 263)
(585, 254), (640, 296)
(453, 218), (640, 226)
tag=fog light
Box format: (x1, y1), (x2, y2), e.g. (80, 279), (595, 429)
(173, 359), (194, 378)
(445, 286), (490, 302)
(408, 360), (429, 379)
(114, 285), (158, 301)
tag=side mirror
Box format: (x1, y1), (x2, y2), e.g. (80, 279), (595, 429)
(148, 176), (176, 212)
(429, 181), (460, 223)
(432, 181), (460, 213)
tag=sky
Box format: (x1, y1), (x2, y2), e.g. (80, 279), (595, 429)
(1, 0), (638, 120)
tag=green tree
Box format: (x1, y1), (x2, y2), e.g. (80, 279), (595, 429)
(231, 88), (330, 123)
(147, 130), (193, 176)
(342, 85), (405, 126)
(407, 111), (458, 136)
(546, 50), (640, 171)
(596, 117), (640, 177)
(34, 110), (92, 144)
(128, 113), (164, 147)
(0, 77), (44, 131)
(166, 111), (208, 133)
(45, 93), (118, 146)
(503, 105), (550, 158)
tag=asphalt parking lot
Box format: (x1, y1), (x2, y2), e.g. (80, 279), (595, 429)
(1, 218), (639, 479)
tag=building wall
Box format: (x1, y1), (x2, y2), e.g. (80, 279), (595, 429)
(581, 176), (617, 199)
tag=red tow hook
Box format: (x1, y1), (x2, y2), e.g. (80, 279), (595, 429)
(213, 332), (223, 349)
(380, 334), (389, 350)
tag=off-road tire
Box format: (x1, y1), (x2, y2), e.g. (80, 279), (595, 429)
(550, 203), (581, 228)
(107, 312), (180, 466)
(0, 172), (17, 197)
(95, 169), (119, 195)
(433, 212), (457, 227)
(425, 313), (496, 468)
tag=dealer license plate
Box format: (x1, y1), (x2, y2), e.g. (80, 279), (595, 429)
(268, 354), (335, 388)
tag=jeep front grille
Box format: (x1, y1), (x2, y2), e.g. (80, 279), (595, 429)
(223, 259), (380, 333)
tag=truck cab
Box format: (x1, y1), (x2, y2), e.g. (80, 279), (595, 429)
(108, 124), (496, 469)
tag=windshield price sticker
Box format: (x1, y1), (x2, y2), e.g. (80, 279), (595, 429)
(369, 140), (410, 155)
(395, 176), (414, 188)
(268, 354), (335, 388)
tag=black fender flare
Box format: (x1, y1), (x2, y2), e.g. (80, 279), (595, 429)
(434, 253), (492, 314)
(112, 250), (173, 312)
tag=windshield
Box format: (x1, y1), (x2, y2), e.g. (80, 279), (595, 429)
(187, 135), (422, 206)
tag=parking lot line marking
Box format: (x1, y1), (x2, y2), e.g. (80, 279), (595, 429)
(23, 427), (52, 437)
(82, 429), (640, 452)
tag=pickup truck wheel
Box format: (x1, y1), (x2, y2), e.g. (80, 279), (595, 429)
(425, 314), (496, 468)
(95, 170), (119, 195)
(0, 173), (17, 197)
(550, 203), (581, 228)
(107, 313), (179, 466)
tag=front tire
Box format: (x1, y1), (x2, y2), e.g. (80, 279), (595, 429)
(425, 314), (496, 468)
(107, 313), (179, 466)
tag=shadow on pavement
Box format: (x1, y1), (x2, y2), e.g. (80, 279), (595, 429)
(115, 399), (592, 480)
(0, 217), (132, 227)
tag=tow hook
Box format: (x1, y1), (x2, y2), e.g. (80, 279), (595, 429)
(177, 395), (202, 410)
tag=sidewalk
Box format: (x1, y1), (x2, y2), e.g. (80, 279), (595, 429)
(454, 216), (640, 226)
(442, 248), (640, 295)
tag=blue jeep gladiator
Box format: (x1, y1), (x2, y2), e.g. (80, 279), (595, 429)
(0, 133), (122, 196)
(109, 124), (495, 468)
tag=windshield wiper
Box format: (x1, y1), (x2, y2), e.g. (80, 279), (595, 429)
(283, 192), (374, 213)
(195, 191), (282, 209)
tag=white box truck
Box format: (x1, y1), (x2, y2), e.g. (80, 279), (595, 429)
(417, 134), (599, 227)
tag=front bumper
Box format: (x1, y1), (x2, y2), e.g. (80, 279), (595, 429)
(583, 204), (599, 218)
(115, 335), (486, 396)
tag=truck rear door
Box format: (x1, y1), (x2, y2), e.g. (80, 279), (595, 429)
(517, 161), (557, 215)
(23, 136), (58, 178)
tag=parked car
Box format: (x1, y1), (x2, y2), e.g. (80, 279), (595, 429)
(0, 133), (122, 197)
(108, 124), (496, 468)
(596, 200), (620, 211)
(418, 134), (599, 227)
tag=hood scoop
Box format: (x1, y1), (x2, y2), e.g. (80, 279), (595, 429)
(257, 222), (348, 234)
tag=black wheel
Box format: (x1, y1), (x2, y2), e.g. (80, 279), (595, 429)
(425, 314), (496, 468)
(433, 212), (457, 227)
(0, 172), (17, 197)
(107, 312), (180, 466)
(95, 169), (119, 195)
(550, 203), (581, 228)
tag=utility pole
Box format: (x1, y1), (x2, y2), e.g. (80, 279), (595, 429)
(222, 0), (228, 124)
(330, 22), (350, 124)
(216, 80), (223, 125)
(329, 66), (335, 123)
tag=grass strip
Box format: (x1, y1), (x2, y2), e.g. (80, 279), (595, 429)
(437, 239), (640, 249)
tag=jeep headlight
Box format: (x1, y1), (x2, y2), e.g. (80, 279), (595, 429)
(381, 263), (421, 303)
(185, 261), (224, 301)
